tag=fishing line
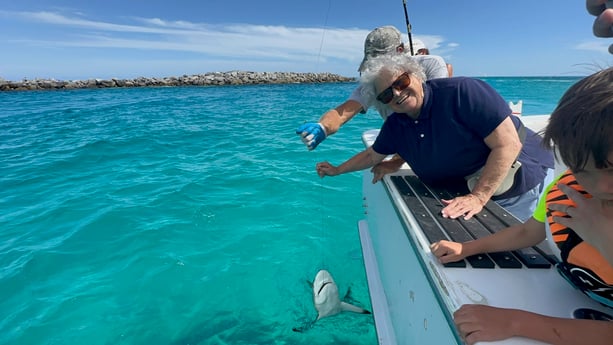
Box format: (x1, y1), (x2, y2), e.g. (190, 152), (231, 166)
(316, 0), (332, 269)
(314, 0), (332, 72)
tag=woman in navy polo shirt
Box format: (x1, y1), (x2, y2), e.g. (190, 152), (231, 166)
(315, 54), (554, 221)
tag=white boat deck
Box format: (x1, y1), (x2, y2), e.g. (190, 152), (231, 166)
(358, 115), (613, 345)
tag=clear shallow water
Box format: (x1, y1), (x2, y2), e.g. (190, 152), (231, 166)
(0, 77), (579, 345)
(479, 76), (581, 115)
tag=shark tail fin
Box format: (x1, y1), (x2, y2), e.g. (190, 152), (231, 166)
(340, 301), (371, 315)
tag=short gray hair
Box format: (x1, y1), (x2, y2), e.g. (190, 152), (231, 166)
(360, 54), (426, 105)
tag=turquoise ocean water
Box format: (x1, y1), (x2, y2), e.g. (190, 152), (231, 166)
(0, 76), (580, 345)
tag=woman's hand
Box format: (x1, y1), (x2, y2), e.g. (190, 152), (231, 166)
(441, 193), (485, 220)
(370, 156), (404, 183)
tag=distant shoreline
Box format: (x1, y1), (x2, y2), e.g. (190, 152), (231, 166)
(0, 71), (356, 92)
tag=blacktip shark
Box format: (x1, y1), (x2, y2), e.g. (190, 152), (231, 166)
(293, 269), (371, 332)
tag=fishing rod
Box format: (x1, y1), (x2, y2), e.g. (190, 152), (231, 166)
(402, 0), (415, 55)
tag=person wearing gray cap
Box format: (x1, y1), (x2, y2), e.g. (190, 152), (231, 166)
(407, 38), (454, 77)
(296, 26), (449, 152)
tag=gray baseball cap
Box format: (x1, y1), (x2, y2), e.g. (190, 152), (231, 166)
(358, 26), (403, 72)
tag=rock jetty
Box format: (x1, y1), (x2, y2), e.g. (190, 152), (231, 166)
(0, 71), (355, 92)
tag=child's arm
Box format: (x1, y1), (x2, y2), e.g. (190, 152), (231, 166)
(430, 217), (545, 264)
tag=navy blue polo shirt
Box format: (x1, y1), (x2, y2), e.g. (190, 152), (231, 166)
(372, 77), (553, 199)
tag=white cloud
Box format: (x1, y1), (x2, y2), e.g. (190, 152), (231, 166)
(575, 40), (613, 53)
(3, 11), (364, 61)
(0, 10), (458, 80)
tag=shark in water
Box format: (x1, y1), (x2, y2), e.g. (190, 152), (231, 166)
(293, 269), (371, 332)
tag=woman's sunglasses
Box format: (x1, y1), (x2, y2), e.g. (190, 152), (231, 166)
(376, 72), (411, 104)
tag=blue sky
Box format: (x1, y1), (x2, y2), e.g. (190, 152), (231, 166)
(1, 0), (611, 81)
